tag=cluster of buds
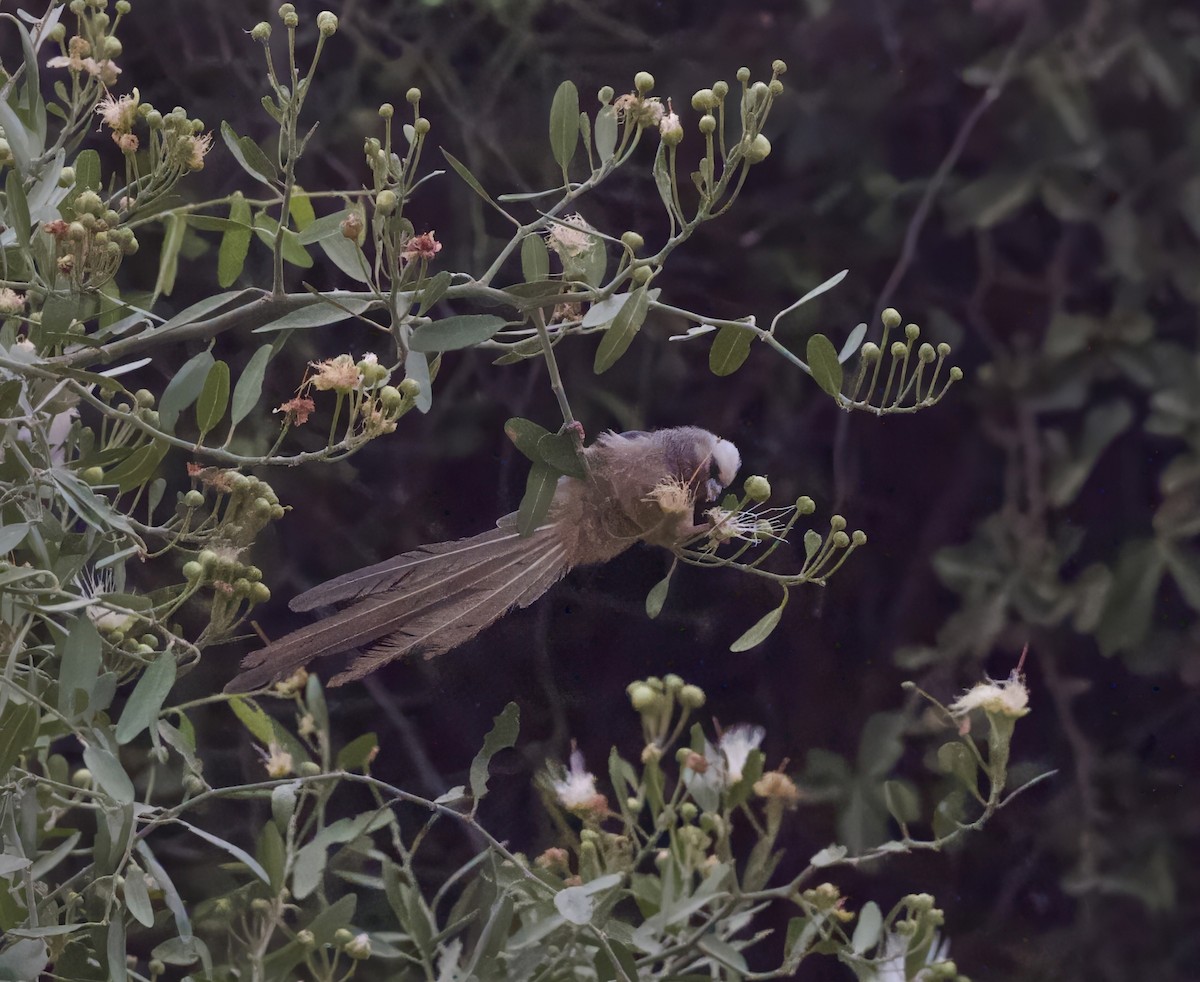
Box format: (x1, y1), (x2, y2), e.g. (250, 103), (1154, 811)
(294, 354), (420, 443)
(627, 673), (706, 747)
(331, 928), (372, 961)
(43, 190), (137, 290)
(45, 0), (131, 89)
(847, 307), (964, 411)
(607, 71), (666, 129)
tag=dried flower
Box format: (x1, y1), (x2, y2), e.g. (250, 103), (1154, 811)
(260, 742), (293, 778)
(948, 670), (1029, 719)
(660, 110), (684, 146)
(307, 355), (362, 393)
(0, 288), (26, 315)
(754, 770), (801, 808)
(95, 89), (139, 132)
(276, 396), (315, 426)
(183, 132), (213, 171)
(116, 132), (139, 153)
(534, 847), (570, 874)
(551, 749), (607, 814)
(546, 214), (597, 258)
(272, 667), (308, 697)
(401, 230), (442, 263)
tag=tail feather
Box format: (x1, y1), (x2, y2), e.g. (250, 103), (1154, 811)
(225, 525), (568, 692)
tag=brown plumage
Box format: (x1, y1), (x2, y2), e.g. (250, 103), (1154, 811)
(224, 427), (741, 691)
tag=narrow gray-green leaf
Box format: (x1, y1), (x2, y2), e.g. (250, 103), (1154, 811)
(554, 886), (593, 925)
(82, 743), (135, 804)
(505, 416), (553, 462)
(174, 818), (270, 884)
(417, 269), (453, 316)
(123, 862), (155, 927)
(469, 702), (520, 801)
(521, 233), (550, 282)
(441, 148), (501, 211)
(730, 601), (784, 652)
(807, 333), (843, 398)
(851, 901), (882, 954)
(517, 462), (559, 537)
(217, 192), (253, 288)
(410, 314), (507, 353)
(709, 325), (753, 376)
(220, 121), (279, 186)
(154, 213), (187, 299)
(195, 360), (230, 438)
(536, 431), (586, 479)
(645, 568), (673, 619)
(251, 296), (374, 333)
(838, 322), (868, 363)
(230, 344), (273, 427)
(116, 652), (177, 745)
(595, 105), (618, 162)
(57, 616), (102, 718)
(593, 288), (650, 374)
(549, 80), (580, 172)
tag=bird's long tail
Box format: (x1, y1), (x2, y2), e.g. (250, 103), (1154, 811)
(224, 523), (568, 691)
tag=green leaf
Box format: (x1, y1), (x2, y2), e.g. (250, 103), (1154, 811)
(549, 81), (580, 173)
(289, 188), (316, 230)
(652, 140), (675, 219)
(116, 652), (177, 745)
(807, 334), (843, 398)
(231, 344), (273, 427)
(195, 360), (230, 439)
(82, 743), (135, 804)
(336, 732), (379, 772)
(228, 697), (311, 766)
(505, 417), (553, 462)
(709, 325), (753, 376)
(838, 322), (868, 363)
(851, 901), (882, 954)
(296, 207), (353, 244)
(217, 192), (253, 287)
(154, 213), (188, 299)
(1096, 538), (1165, 656)
(594, 288), (650, 373)
(730, 600), (784, 652)
(554, 886), (593, 925)
(517, 462), (559, 536)
(645, 569), (672, 619)
(5, 171), (32, 246)
(58, 617), (102, 718)
(809, 844), (848, 867)
(936, 741), (980, 797)
(469, 702), (519, 801)
(417, 269), (453, 316)
(105, 441), (169, 495)
(0, 522), (30, 554)
(253, 212), (313, 268)
(0, 702), (38, 777)
(122, 862), (154, 927)
(521, 233), (550, 282)
(176, 818), (270, 884)
(220, 121), (279, 186)
(158, 348), (219, 432)
(536, 431), (586, 479)
(405, 350), (432, 414)
(595, 105), (618, 162)
(410, 314), (507, 353)
(251, 295), (374, 333)
(106, 919), (127, 982)
(441, 149), (501, 211)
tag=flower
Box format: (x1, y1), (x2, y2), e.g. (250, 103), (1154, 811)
(343, 932), (371, 960)
(401, 230), (442, 263)
(546, 214), (596, 258)
(551, 749), (607, 814)
(307, 355), (362, 393)
(0, 288), (26, 315)
(753, 770), (801, 808)
(182, 132), (213, 171)
(660, 110), (684, 146)
(115, 132), (139, 153)
(260, 742), (294, 778)
(948, 670), (1029, 719)
(276, 396), (315, 426)
(719, 724), (764, 784)
(95, 89), (139, 132)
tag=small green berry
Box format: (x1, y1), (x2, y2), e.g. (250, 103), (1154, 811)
(634, 71), (654, 94)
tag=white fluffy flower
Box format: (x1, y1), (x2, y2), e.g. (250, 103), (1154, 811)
(719, 724), (765, 785)
(552, 749), (604, 812)
(949, 670), (1029, 719)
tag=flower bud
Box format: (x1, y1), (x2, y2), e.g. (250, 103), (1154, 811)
(918, 342), (936, 363)
(744, 134), (771, 163)
(597, 85), (614, 104)
(182, 561), (203, 581)
(71, 768), (93, 788)
(698, 113), (716, 135)
(340, 212), (364, 240)
(184, 489), (204, 508)
(406, 87), (422, 104)
(629, 683), (657, 711)
(937, 342), (951, 357)
(317, 11), (338, 36)
(795, 495), (815, 515)
(283, 12), (299, 28)
(378, 102), (394, 119)
(691, 88), (715, 112)
(379, 385), (403, 412)
(891, 340), (909, 359)
(743, 475), (771, 502)
(829, 514), (846, 531)
(148, 959), (164, 977)
(851, 529), (867, 546)
(251, 582), (271, 604)
(333, 928), (354, 946)
(299, 760), (321, 776)
(620, 230), (644, 252)
(949, 366), (964, 381)
(678, 684), (706, 709)
(103, 37), (123, 59)
(414, 117), (431, 136)
(712, 80), (729, 99)
(905, 323), (920, 341)
(659, 111), (683, 146)
(881, 307), (901, 329)
(631, 265), (653, 286)
(736, 67), (751, 83)
(634, 71), (654, 94)
(769, 79), (784, 96)
(860, 341), (881, 362)
(58, 167), (76, 187)
(81, 466), (105, 485)
(49, 23), (67, 41)
(399, 377), (421, 399)
(772, 59), (788, 75)
(680, 802), (698, 822)
(832, 531), (849, 548)
(296, 929), (316, 948)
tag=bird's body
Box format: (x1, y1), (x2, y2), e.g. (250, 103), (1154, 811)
(225, 427), (740, 691)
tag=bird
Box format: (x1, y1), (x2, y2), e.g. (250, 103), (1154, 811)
(224, 426), (741, 691)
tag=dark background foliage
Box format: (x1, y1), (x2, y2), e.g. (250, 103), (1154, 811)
(42, 0), (1196, 977)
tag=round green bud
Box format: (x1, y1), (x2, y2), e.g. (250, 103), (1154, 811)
(253, 496), (272, 516)
(680, 802), (698, 822)
(620, 230), (644, 252)
(905, 323), (920, 341)
(851, 529), (867, 546)
(278, 3), (296, 17)
(712, 80), (729, 99)
(232, 578), (252, 597)
(81, 466), (105, 485)
(890, 340), (909, 359)
(796, 495), (815, 515)
(49, 22), (67, 41)
(634, 71), (654, 94)
(250, 897), (271, 912)
(405, 86), (422, 104)
(769, 79), (784, 96)
(691, 88), (715, 112)
(135, 643), (155, 657)
(184, 489), (205, 508)
(675, 747), (693, 764)
(597, 85), (614, 104)
(399, 377), (422, 399)
(296, 929), (316, 948)
(378, 102), (394, 119)
(830, 514), (846, 531)
(182, 561), (203, 580)
(68, 221), (86, 241)
(744, 475), (771, 502)
(116, 0), (131, 12)
(631, 265), (653, 286)
(881, 307), (901, 328)
(270, 504), (286, 520)
(698, 113), (716, 135)
(375, 189), (397, 214)
(378, 385), (402, 412)
(832, 531), (849, 548)
(184, 774), (205, 795)
(283, 11), (299, 28)
(678, 684), (706, 709)
(69, 0), (84, 12)
(949, 366), (964, 381)
(860, 341), (881, 362)
(626, 796), (642, 812)
(140, 634), (159, 648)
(751, 81), (770, 103)
(937, 342), (951, 357)
(197, 549), (218, 568)
(298, 760), (321, 776)
(94, 13), (110, 30)
(71, 768), (93, 788)
(251, 17), (271, 37)
(78, 214), (97, 232)
(332, 928), (354, 946)
(772, 59), (788, 75)
(251, 582), (271, 605)
(918, 342), (936, 363)
(245, 565), (263, 582)
(316, 11), (338, 36)
(736, 66), (751, 83)
(629, 683), (657, 711)
(58, 167), (76, 187)
(103, 37), (123, 59)
(148, 959), (164, 977)
(76, 189), (103, 212)
(130, 388), (154, 409)
(745, 133), (772, 163)
(413, 117), (431, 136)
(663, 673), (683, 691)
(145, 109), (163, 129)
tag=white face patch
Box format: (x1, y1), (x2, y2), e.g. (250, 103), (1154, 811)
(712, 439), (741, 488)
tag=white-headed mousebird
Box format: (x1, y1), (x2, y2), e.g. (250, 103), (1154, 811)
(225, 426), (741, 691)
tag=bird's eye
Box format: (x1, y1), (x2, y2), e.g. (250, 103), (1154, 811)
(709, 458), (721, 481)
